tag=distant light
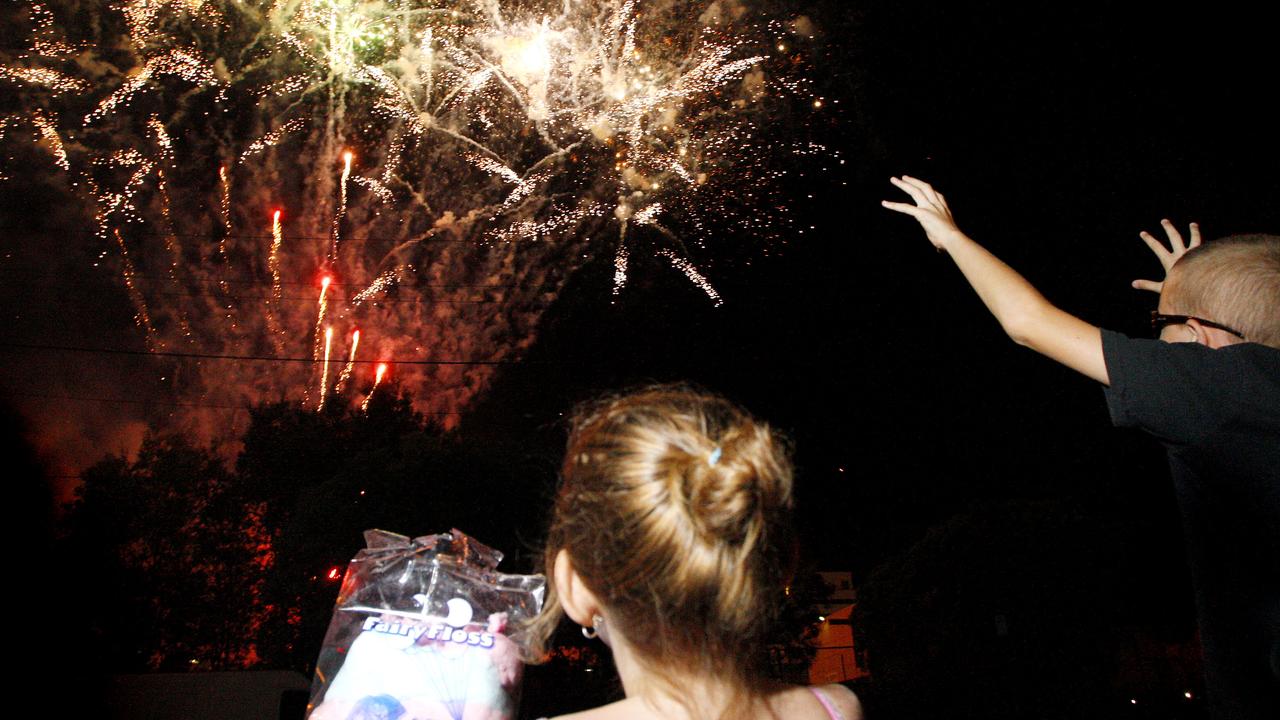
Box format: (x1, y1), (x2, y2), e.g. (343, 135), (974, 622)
(1130, 699), (1137, 705)
(1184, 692), (1193, 699)
(327, 567), (341, 581)
(818, 616), (826, 622)
(813, 99), (823, 109)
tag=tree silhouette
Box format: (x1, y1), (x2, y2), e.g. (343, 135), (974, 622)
(66, 432), (272, 670)
(233, 387), (554, 671)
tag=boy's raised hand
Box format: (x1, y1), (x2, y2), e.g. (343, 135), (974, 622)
(881, 173), (1109, 384)
(1133, 220), (1201, 293)
(881, 176), (965, 250)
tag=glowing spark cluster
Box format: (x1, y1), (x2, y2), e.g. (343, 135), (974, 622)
(336, 329), (360, 394)
(27, 2), (80, 58)
(331, 151), (354, 260)
(218, 166), (232, 254)
(658, 249), (722, 306)
(239, 118), (307, 161)
(255, 74), (310, 99)
(487, 203), (610, 244)
(314, 275), (332, 365)
(2, 0), (828, 427)
(319, 325), (334, 408)
(351, 174), (394, 204)
(121, 0), (224, 46)
(31, 110), (68, 170)
(350, 266), (410, 307)
(466, 152), (551, 210)
(632, 203), (662, 225)
(612, 244), (629, 300)
(0, 65), (89, 94)
(361, 362), (388, 411)
(114, 229), (157, 342)
(266, 210), (286, 351)
(84, 49), (219, 124)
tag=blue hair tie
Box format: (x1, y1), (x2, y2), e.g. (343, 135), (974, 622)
(708, 447), (722, 466)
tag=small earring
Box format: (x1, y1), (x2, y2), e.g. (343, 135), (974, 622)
(581, 614), (604, 640)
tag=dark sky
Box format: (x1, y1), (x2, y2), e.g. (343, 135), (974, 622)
(5, 1), (1280, 581)
(463, 1), (1280, 575)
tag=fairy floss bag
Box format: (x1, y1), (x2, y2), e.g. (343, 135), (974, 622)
(307, 529), (545, 720)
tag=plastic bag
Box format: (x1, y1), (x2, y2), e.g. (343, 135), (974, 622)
(306, 529), (546, 720)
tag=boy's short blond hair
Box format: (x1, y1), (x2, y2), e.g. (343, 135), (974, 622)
(1164, 234), (1280, 348)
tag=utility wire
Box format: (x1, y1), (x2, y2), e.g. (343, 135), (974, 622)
(2, 390), (464, 414)
(0, 269), (515, 289)
(0, 341), (549, 365)
(0, 227), (542, 245)
(7, 285), (510, 304)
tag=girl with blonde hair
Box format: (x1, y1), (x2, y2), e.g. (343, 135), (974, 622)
(529, 386), (861, 720)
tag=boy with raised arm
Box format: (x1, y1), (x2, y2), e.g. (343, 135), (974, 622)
(883, 176), (1279, 719)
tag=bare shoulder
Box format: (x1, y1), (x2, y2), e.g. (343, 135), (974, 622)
(812, 683), (863, 720)
(545, 686), (863, 720)
(545, 698), (642, 720)
(768, 683), (862, 720)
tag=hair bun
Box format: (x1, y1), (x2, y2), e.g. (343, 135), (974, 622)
(685, 459), (758, 545)
(679, 425), (790, 547)
(532, 384), (798, 684)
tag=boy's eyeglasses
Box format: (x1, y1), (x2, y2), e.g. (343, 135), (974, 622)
(1151, 311), (1246, 340)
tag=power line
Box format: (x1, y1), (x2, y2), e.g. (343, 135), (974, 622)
(6, 284), (511, 304)
(0, 269), (516, 289)
(2, 390), (464, 414)
(0, 341), (538, 365)
(0, 227), (558, 246)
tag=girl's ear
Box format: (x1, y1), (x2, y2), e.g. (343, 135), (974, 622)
(553, 548), (600, 627)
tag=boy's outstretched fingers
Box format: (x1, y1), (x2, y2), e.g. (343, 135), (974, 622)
(883, 176), (963, 250)
(887, 176), (944, 210)
(1132, 220), (1202, 293)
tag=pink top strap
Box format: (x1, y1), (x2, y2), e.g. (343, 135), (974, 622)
(809, 685), (845, 720)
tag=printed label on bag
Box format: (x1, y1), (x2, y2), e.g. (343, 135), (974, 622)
(348, 597), (497, 648)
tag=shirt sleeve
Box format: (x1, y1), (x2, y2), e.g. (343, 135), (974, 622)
(1100, 329), (1233, 445)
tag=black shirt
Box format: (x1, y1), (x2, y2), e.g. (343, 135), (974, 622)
(1102, 330), (1280, 720)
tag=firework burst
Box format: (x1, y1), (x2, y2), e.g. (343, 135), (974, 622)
(1, 0), (827, 428)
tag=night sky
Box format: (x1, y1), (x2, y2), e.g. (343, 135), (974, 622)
(4, 0), (1279, 684)
(465, 1), (1280, 578)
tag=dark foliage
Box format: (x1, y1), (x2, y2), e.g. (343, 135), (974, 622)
(64, 432), (269, 670)
(63, 386), (558, 674)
